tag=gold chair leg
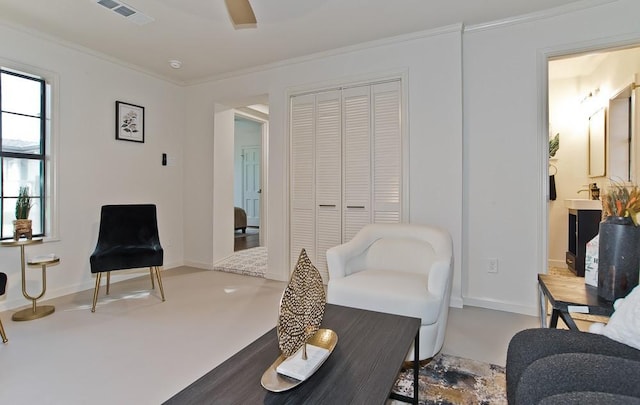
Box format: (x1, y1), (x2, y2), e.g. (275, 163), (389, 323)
(0, 317), (8, 343)
(154, 266), (166, 302)
(106, 271), (111, 295)
(149, 267), (155, 290)
(91, 273), (102, 313)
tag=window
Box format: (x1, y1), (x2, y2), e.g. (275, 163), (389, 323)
(0, 69), (47, 239)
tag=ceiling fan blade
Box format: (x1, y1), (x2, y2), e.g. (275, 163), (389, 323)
(225, 0), (257, 26)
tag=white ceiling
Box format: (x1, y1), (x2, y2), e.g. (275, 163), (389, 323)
(0, 0), (591, 84)
(549, 45), (640, 80)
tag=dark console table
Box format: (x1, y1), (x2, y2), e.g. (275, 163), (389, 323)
(164, 304), (420, 404)
(538, 273), (614, 331)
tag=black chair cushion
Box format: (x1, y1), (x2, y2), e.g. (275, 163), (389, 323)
(90, 204), (163, 273)
(0, 272), (6, 295)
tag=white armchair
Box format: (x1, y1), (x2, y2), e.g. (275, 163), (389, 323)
(326, 223), (453, 361)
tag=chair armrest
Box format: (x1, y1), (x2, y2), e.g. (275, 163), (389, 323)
(515, 353), (640, 404)
(326, 236), (376, 280)
(427, 258), (453, 297)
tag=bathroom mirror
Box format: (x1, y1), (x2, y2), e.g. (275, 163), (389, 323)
(609, 88), (632, 182)
(588, 107), (606, 177)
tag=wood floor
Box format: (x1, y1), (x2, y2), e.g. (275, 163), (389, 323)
(234, 227), (259, 251)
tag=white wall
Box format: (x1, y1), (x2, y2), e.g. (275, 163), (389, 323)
(463, 0), (640, 314)
(3, 0), (640, 317)
(183, 27), (465, 305)
(0, 23), (185, 311)
(212, 106), (235, 263)
(548, 76), (588, 266)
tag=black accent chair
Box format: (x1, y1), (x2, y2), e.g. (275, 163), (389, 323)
(0, 272), (7, 343)
(506, 328), (640, 404)
(89, 204), (165, 312)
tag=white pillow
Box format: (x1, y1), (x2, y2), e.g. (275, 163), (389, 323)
(588, 285), (640, 350)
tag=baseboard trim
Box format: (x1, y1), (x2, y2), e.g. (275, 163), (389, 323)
(0, 264), (186, 312)
(548, 259), (567, 268)
(463, 297), (538, 317)
(449, 296), (464, 309)
(183, 260), (214, 270)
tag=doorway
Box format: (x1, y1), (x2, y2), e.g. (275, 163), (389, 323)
(546, 44), (640, 274)
(233, 107), (268, 251)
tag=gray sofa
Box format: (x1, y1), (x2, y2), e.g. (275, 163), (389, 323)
(506, 328), (640, 404)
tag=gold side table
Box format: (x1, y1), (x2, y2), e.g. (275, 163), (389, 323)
(1, 238), (59, 321)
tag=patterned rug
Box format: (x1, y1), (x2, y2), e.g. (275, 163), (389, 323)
(390, 353), (506, 405)
(213, 246), (267, 278)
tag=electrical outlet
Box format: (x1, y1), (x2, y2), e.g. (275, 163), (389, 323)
(487, 258), (499, 273)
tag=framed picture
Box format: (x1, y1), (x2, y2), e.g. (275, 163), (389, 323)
(115, 101), (145, 143)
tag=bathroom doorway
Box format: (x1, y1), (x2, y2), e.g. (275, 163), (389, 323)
(546, 44), (640, 273)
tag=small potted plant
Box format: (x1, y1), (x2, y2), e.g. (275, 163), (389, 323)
(13, 186), (33, 240)
(601, 181), (640, 224)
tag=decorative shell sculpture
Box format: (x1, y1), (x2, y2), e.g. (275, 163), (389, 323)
(277, 248), (326, 358)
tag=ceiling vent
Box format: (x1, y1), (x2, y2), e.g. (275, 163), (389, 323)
(94, 0), (154, 25)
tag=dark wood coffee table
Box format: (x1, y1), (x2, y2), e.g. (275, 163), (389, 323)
(164, 303), (420, 404)
(538, 273), (614, 330)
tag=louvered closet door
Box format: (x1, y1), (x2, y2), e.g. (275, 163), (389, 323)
(290, 94), (316, 269)
(290, 80), (402, 281)
(315, 90), (342, 282)
(342, 85), (371, 241)
(372, 81), (402, 223)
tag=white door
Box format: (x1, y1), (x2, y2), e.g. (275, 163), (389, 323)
(315, 90), (342, 282)
(372, 81), (402, 223)
(289, 80), (403, 281)
(243, 145), (261, 227)
(343, 85), (371, 242)
(290, 94), (316, 269)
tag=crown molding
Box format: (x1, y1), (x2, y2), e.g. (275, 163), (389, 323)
(465, 0), (617, 33)
(0, 17), (186, 86)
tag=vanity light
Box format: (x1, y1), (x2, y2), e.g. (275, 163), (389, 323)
(580, 87), (604, 116)
(581, 87), (600, 104)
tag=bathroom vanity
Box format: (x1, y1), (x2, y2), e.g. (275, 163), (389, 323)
(565, 200), (602, 277)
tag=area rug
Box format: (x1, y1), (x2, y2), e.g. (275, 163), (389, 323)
(391, 353), (506, 405)
(213, 246), (267, 278)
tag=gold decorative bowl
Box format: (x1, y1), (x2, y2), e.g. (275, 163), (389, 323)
(261, 328), (338, 392)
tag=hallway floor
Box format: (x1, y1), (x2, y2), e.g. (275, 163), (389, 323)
(234, 227), (259, 251)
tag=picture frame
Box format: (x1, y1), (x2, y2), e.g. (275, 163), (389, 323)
(115, 101), (145, 143)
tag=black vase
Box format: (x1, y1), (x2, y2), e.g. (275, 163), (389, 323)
(597, 216), (640, 301)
